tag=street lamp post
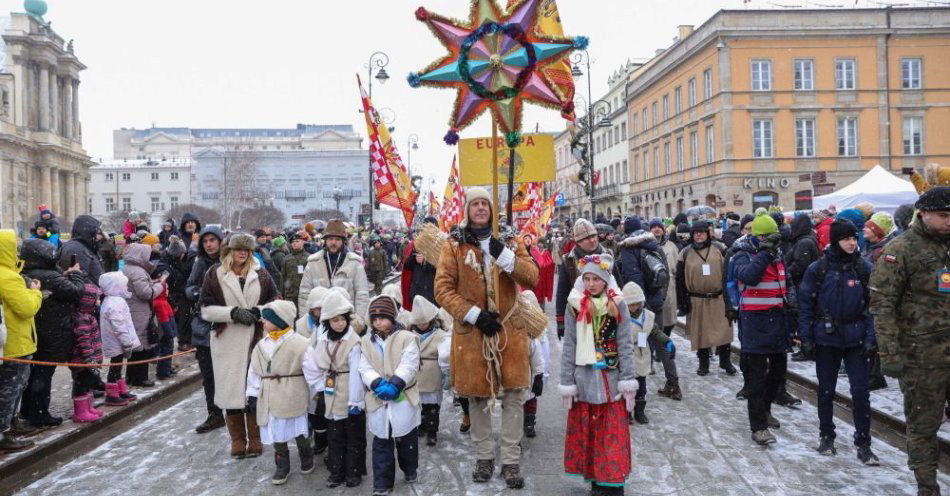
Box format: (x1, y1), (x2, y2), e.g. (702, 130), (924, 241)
(332, 187), (343, 216)
(571, 50), (612, 221)
(366, 51), (390, 229)
(407, 134), (419, 179)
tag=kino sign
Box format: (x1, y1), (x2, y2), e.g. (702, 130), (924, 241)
(743, 177), (792, 189)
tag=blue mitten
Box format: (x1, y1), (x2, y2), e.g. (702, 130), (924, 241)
(372, 378), (391, 397)
(665, 340), (675, 354)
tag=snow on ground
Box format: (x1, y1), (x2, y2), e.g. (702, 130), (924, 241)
(21, 316), (948, 495)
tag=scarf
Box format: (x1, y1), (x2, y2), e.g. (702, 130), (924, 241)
(468, 225), (491, 240)
(325, 247), (347, 278)
(574, 289), (619, 366)
(267, 327), (292, 341)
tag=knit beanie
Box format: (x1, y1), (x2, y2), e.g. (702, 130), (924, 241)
(892, 204), (915, 231)
(865, 212), (894, 239)
(621, 281), (645, 305)
(676, 223), (691, 235)
(261, 300), (296, 330)
(368, 295), (398, 323)
(578, 253), (614, 284)
(648, 217), (665, 230)
(461, 186), (492, 228)
(623, 216), (642, 234)
(854, 201), (875, 220)
(739, 214), (755, 232)
(830, 219), (858, 246)
(835, 208), (866, 229)
(916, 186), (950, 212)
(272, 235), (287, 249)
(750, 208), (779, 236)
(690, 220), (710, 233)
(572, 218), (598, 242)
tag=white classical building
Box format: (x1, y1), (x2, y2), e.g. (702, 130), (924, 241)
(0, 5), (91, 235)
(88, 158), (192, 231)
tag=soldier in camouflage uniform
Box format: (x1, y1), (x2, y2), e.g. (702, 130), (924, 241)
(280, 232), (311, 315)
(869, 186), (950, 496)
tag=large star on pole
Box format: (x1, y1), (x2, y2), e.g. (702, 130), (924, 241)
(409, 0), (587, 146)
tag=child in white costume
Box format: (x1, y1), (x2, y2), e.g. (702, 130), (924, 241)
(302, 290), (367, 488)
(621, 281), (674, 425)
(408, 295), (449, 447)
(246, 300), (314, 486)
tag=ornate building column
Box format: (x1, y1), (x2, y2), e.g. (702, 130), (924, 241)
(50, 167), (60, 214)
(71, 79), (80, 142)
(72, 171), (82, 218)
(63, 81), (72, 139)
(63, 169), (74, 221)
(38, 64), (50, 130)
(40, 165), (52, 207)
(49, 71), (58, 134)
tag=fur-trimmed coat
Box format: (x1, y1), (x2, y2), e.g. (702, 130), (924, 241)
(200, 256), (279, 409)
(434, 227), (539, 397)
(297, 248), (370, 320)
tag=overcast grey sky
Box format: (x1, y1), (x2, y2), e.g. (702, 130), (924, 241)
(0, 0), (898, 194)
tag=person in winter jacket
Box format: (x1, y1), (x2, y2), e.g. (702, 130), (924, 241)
(280, 232), (310, 313)
(70, 281), (106, 421)
(160, 237), (190, 348)
(798, 219), (879, 465)
(297, 219), (371, 322)
(863, 212), (896, 265)
(836, 208), (868, 252)
(246, 300), (315, 486)
(674, 222), (691, 250)
(122, 211), (144, 242)
(153, 281), (178, 380)
(400, 217), (439, 311)
(122, 243), (164, 387)
(519, 291), (549, 439)
(731, 210), (790, 446)
(302, 290), (366, 488)
(560, 253), (635, 496)
(100, 272), (141, 409)
(179, 212), (202, 253)
(36, 205), (60, 235)
(58, 215), (105, 285)
(615, 216), (669, 324)
(359, 295), (421, 495)
(185, 225), (225, 434)
(892, 204), (915, 234)
(0, 229), (43, 452)
(785, 214), (820, 363)
(409, 295), (449, 447)
(814, 211), (834, 251)
(30, 220), (60, 248)
(158, 219), (179, 248)
(623, 281), (676, 424)
(96, 230), (118, 273)
(365, 239), (389, 295)
(720, 212), (743, 248)
(18, 239), (85, 428)
(556, 218), (608, 339)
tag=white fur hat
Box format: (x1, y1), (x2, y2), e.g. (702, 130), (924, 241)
(381, 283), (403, 307)
(410, 296), (439, 326)
(307, 287), (329, 310)
(622, 281), (645, 304)
(321, 290), (353, 320)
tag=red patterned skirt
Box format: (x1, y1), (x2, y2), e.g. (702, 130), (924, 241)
(564, 400), (631, 485)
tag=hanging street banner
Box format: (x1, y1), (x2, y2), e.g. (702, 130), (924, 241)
(458, 133), (556, 186)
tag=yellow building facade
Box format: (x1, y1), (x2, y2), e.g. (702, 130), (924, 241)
(626, 8), (950, 219)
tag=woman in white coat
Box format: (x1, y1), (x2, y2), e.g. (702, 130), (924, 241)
(200, 233), (279, 459)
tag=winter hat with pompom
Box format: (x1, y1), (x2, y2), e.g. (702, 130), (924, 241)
(750, 208), (779, 236)
(865, 212), (894, 240)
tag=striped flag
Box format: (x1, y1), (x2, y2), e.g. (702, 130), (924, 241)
(358, 75), (417, 228)
(428, 191), (440, 217)
(440, 156), (465, 232)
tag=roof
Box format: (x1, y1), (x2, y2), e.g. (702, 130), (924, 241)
(131, 124), (356, 140)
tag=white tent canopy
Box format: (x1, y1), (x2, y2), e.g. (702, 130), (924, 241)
(812, 165), (918, 214)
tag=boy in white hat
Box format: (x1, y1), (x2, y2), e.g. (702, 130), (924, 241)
(302, 290), (367, 488)
(621, 282), (676, 425)
(295, 286), (328, 339)
(246, 300), (314, 485)
(408, 295), (449, 447)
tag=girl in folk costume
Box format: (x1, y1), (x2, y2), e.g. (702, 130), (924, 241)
(560, 254), (637, 496)
(621, 282), (675, 426)
(358, 295), (421, 496)
(246, 300), (314, 485)
(520, 290), (550, 439)
(302, 290), (367, 488)
(295, 286), (329, 456)
(200, 233), (279, 459)
(99, 272), (141, 414)
(409, 295), (448, 447)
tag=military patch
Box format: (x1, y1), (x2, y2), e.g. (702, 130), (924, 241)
(884, 255), (897, 264)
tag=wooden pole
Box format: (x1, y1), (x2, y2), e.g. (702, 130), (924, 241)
(506, 146), (516, 227)
(491, 120), (500, 237)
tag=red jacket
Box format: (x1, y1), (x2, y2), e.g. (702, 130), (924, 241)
(815, 218), (833, 251)
(529, 246), (555, 303)
(154, 283), (174, 323)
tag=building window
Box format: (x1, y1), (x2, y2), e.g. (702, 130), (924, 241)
(170, 196), (179, 209)
(614, 126), (620, 146)
(150, 172), (159, 181)
(105, 197), (115, 212)
(903, 116), (923, 155)
(688, 78), (696, 107)
(622, 159), (628, 183)
(653, 147), (659, 178)
(643, 151), (650, 179)
(674, 86), (682, 114)
(121, 197), (132, 212)
(676, 137), (684, 171)
(703, 69), (713, 100)
(151, 197), (160, 212)
(641, 108), (647, 130)
(751, 60), (771, 91)
(837, 117), (858, 156)
(795, 118), (816, 157)
(663, 142), (671, 174)
(104, 172), (114, 182)
(632, 118), (637, 136)
(835, 59), (856, 90)
(621, 122), (627, 140)
(705, 124), (715, 163)
(609, 165), (615, 185)
(170, 172), (179, 181)
(121, 172), (131, 181)
(794, 59), (814, 90)
(651, 101), (658, 127)
(633, 155), (639, 182)
(902, 58), (922, 89)
(662, 95), (669, 120)
(752, 119), (774, 158)
(690, 131), (698, 168)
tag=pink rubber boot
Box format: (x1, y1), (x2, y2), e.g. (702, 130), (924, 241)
(104, 383), (128, 407)
(87, 394), (105, 418)
(72, 394), (101, 423)
(117, 378), (137, 401)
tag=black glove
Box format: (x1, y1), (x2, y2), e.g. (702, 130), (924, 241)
(246, 396), (258, 412)
(488, 237), (506, 259)
(474, 310), (502, 337)
(725, 307), (738, 322)
(531, 374), (544, 397)
(862, 342), (878, 359)
(389, 376), (407, 393)
(556, 321), (565, 340)
(230, 307), (257, 326)
(248, 306), (262, 321)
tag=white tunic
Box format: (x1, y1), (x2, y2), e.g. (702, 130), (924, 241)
(302, 328), (365, 420)
(358, 334), (421, 439)
(245, 333), (309, 444)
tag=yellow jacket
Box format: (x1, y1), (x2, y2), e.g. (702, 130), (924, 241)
(0, 230), (43, 358)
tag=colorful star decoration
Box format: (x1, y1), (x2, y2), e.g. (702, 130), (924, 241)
(408, 0), (587, 147)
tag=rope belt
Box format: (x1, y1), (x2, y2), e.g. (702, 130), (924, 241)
(262, 373), (305, 381)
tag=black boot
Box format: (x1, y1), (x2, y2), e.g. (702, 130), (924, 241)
(0, 431), (34, 453)
(195, 412), (225, 434)
(718, 346), (737, 375)
(668, 378), (682, 401)
(272, 443), (291, 485)
(427, 430), (437, 447)
(856, 443), (880, 466)
(774, 383), (802, 408)
(633, 400), (649, 424)
(296, 435), (315, 474)
(313, 428), (329, 454)
(472, 459), (494, 483)
(524, 413), (537, 438)
(501, 464), (525, 489)
(697, 349), (710, 376)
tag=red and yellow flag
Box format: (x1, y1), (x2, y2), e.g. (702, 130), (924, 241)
(428, 191), (441, 217)
(523, 190), (558, 237)
(440, 156), (465, 232)
(358, 75), (417, 228)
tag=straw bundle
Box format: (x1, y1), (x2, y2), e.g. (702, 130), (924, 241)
(415, 222), (448, 266)
(503, 292), (548, 339)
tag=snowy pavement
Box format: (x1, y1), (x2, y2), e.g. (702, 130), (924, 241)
(21, 320), (949, 495)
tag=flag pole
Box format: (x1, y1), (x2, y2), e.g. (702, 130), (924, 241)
(491, 120), (500, 237)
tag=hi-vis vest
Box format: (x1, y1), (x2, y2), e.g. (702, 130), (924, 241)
(740, 260), (787, 312)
